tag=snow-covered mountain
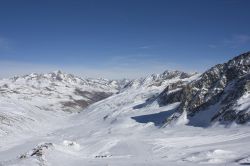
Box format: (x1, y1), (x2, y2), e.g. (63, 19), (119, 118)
(123, 70), (197, 90)
(0, 70), (123, 136)
(0, 68), (202, 166)
(1, 52), (250, 166)
(0, 69), (197, 135)
(158, 51), (250, 126)
(0, 70), (120, 112)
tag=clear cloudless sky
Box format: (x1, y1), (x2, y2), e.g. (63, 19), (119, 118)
(0, 0), (250, 78)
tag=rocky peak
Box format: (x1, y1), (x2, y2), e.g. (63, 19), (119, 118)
(158, 51), (250, 125)
(227, 51), (250, 67)
(123, 70), (197, 90)
(161, 70), (192, 79)
(0, 70), (121, 112)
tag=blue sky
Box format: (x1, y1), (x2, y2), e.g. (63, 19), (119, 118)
(0, 0), (250, 78)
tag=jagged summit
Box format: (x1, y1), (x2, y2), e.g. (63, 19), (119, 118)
(227, 51), (250, 67)
(8, 70), (127, 91)
(10, 70), (82, 84)
(158, 51), (250, 125)
(1, 53), (250, 166)
(161, 70), (195, 79)
(0, 70), (120, 114)
(123, 70), (199, 90)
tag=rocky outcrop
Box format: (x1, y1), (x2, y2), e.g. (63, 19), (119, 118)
(158, 51), (250, 125)
(19, 143), (54, 159)
(18, 143), (54, 166)
(212, 74), (250, 124)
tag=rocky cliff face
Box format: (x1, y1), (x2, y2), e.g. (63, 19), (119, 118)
(158, 51), (250, 125)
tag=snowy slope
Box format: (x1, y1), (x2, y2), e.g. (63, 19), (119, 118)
(0, 70), (121, 137)
(0, 71), (250, 166)
(0, 70), (119, 112)
(1, 53), (250, 166)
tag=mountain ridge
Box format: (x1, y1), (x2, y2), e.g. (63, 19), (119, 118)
(158, 51), (250, 126)
(1, 52), (250, 166)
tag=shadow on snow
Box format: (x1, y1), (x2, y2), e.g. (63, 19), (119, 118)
(131, 109), (176, 127)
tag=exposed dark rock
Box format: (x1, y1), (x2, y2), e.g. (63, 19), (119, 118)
(19, 143), (54, 159)
(157, 81), (186, 106)
(61, 100), (89, 109)
(158, 51), (250, 125)
(61, 89), (113, 110)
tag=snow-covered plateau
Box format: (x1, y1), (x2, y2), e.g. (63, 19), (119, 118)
(1, 52), (250, 166)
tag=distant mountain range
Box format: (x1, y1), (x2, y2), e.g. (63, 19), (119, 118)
(1, 51), (250, 166)
(0, 70), (121, 112)
(1, 52), (250, 130)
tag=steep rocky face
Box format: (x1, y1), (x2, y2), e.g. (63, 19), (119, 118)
(158, 51), (250, 125)
(212, 74), (250, 124)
